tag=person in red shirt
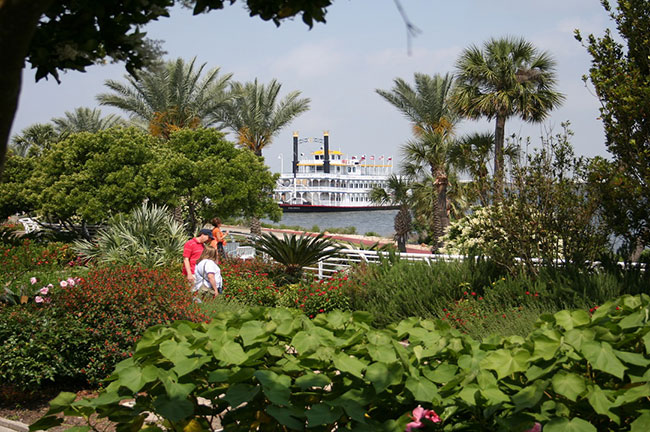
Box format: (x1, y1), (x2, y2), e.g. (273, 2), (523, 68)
(182, 229), (213, 285)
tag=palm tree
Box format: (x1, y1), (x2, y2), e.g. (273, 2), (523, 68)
(453, 36), (564, 195)
(254, 232), (341, 282)
(217, 79), (310, 157)
(10, 123), (58, 156)
(218, 78), (310, 235)
(370, 175), (412, 252)
(376, 73), (458, 250)
(52, 107), (125, 137)
(97, 57), (232, 139)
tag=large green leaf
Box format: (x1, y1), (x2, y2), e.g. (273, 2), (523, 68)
(295, 372), (331, 390)
(587, 385), (619, 423)
(512, 380), (548, 410)
(152, 395), (194, 422)
(305, 404), (343, 426)
(172, 356), (210, 377)
(333, 352), (367, 378)
(365, 362), (391, 393)
(224, 383), (260, 407)
(405, 376), (439, 402)
(581, 341), (627, 379)
(480, 348), (529, 379)
(631, 411), (650, 432)
(291, 330), (321, 355)
(424, 363), (458, 384)
(215, 340), (248, 365)
(544, 417), (597, 432)
(531, 330), (562, 360)
(551, 372), (586, 402)
(239, 321), (268, 346)
(266, 405), (304, 430)
(159, 339), (193, 364)
(367, 343), (397, 363)
(254, 370), (292, 405)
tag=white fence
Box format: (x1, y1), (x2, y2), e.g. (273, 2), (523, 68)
(304, 249), (467, 279)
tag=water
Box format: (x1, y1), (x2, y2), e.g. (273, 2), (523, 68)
(264, 209), (398, 237)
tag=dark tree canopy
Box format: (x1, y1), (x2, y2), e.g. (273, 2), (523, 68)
(0, 0), (334, 172)
(577, 0), (650, 252)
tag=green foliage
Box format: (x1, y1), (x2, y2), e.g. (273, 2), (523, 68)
(443, 125), (610, 274)
(276, 275), (352, 317)
(97, 58), (231, 137)
(33, 295), (650, 431)
(55, 265), (207, 384)
(344, 259), (501, 327)
(218, 78), (310, 156)
(254, 232), (342, 280)
(73, 203), (187, 267)
(577, 0), (650, 251)
(0, 153), (36, 219)
(0, 305), (89, 391)
(29, 127), (156, 228)
(148, 128), (281, 231)
(0, 240), (78, 288)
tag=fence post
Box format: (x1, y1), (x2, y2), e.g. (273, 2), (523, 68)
(318, 260), (323, 280)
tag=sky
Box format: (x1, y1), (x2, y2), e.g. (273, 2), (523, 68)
(13, 0), (615, 174)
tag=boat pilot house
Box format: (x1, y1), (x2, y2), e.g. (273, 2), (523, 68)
(274, 132), (396, 212)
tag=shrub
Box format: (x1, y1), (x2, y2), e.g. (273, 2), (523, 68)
(73, 203), (187, 267)
(222, 272), (280, 307)
(55, 265), (207, 384)
(277, 275), (353, 317)
(0, 305), (89, 392)
(0, 240), (78, 281)
(33, 294), (650, 431)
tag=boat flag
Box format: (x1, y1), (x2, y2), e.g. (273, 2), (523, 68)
(388, 156), (393, 161)
(351, 156), (356, 160)
(360, 154), (366, 161)
(370, 155), (375, 161)
(379, 155), (384, 160)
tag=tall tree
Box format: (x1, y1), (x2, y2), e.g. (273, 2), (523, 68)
(52, 107), (125, 137)
(9, 123), (58, 157)
(217, 78), (308, 235)
(377, 73), (457, 250)
(370, 174), (412, 252)
(448, 131), (520, 206)
(453, 36), (564, 196)
(0, 0), (335, 173)
(577, 0), (650, 258)
(218, 79), (310, 157)
(97, 58), (232, 139)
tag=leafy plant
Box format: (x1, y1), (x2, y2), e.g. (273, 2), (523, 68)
(254, 232), (342, 281)
(0, 305), (90, 392)
(32, 294), (650, 431)
(73, 203), (187, 267)
(55, 265), (207, 384)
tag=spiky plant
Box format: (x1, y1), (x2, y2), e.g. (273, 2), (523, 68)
(254, 232), (341, 281)
(73, 203), (187, 267)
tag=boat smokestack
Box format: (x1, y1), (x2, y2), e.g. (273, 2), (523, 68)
(292, 131), (299, 176)
(323, 131), (330, 174)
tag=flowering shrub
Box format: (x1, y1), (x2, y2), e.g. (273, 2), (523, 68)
(55, 265), (207, 384)
(0, 240), (78, 278)
(277, 275), (353, 317)
(222, 273), (281, 306)
(0, 305), (89, 391)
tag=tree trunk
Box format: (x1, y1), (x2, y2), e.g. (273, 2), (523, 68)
(493, 113), (507, 201)
(0, 0), (53, 174)
(250, 217), (262, 236)
(432, 168), (449, 252)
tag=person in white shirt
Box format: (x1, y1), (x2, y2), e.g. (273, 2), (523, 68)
(192, 245), (222, 300)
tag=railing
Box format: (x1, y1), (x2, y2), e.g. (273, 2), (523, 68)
(303, 248), (464, 279)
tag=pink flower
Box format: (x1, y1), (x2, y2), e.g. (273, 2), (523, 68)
(30, 277), (37, 285)
(405, 406), (440, 431)
(60, 280), (68, 287)
(525, 423), (542, 432)
(67, 277), (76, 286)
(47, 283), (53, 289)
(35, 296), (44, 303)
(39, 287), (49, 295)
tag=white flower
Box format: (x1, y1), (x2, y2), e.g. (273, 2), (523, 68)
(30, 277), (37, 285)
